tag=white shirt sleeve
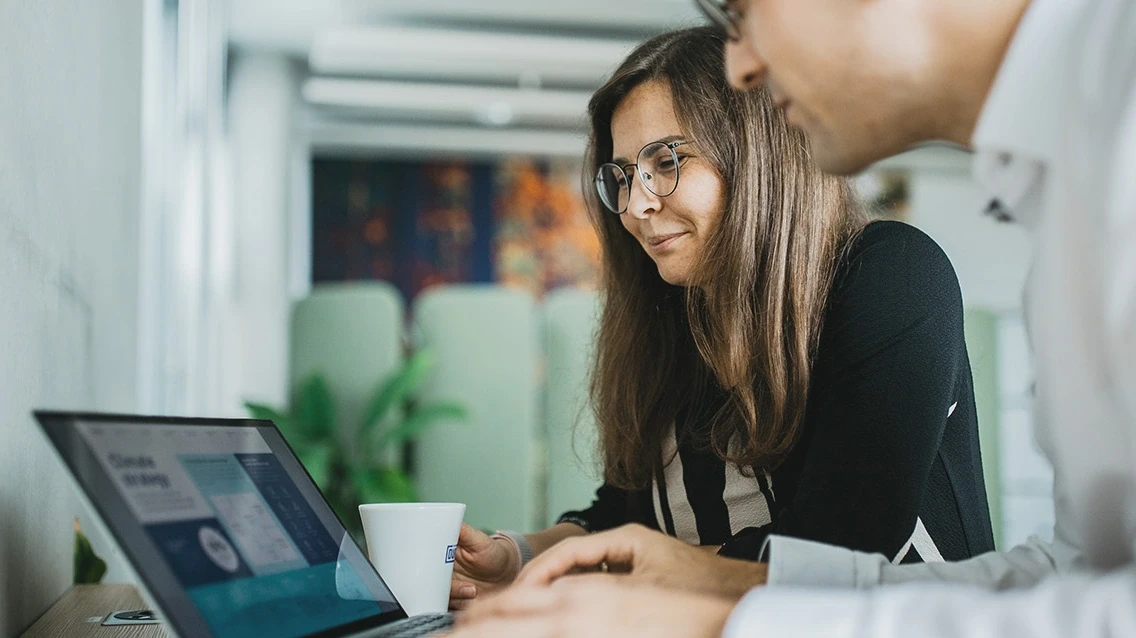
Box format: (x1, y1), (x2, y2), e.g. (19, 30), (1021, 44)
(759, 452), (1086, 592)
(760, 531), (1078, 591)
(724, 568), (1136, 638)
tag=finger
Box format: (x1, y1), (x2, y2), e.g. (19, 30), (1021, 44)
(514, 530), (641, 587)
(450, 579), (478, 600)
(449, 597), (473, 612)
(457, 586), (561, 625)
(551, 572), (631, 590)
(458, 523), (494, 552)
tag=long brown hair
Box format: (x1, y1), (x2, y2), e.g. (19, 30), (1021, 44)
(588, 27), (867, 490)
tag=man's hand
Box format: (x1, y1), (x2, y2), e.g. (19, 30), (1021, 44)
(447, 574), (735, 638)
(515, 523), (767, 600)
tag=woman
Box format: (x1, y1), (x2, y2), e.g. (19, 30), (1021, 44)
(450, 26), (993, 609)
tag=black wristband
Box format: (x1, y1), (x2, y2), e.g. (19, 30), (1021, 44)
(717, 526), (767, 561)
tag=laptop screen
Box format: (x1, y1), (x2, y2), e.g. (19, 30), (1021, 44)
(38, 413), (407, 638)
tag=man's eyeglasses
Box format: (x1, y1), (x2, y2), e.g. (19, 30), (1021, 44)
(694, 0), (743, 42)
(594, 140), (691, 215)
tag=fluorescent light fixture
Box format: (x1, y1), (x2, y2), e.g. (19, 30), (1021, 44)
(303, 77), (592, 128)
(304, 117), (587, 159)
(341, 0), (702, 31)
(310, 25), (637, 87)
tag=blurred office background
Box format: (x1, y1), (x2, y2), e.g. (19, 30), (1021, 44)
(0, 0), (1052, 633)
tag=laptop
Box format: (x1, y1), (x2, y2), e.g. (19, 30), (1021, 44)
(34, 411), (455, 638)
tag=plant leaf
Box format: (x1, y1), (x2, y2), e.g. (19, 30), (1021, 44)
(375, 468), (418, 503)
(358, 350), (436, 439)
(328, 488), (363, 540)
(376, 402), (467, 451)
(351, 467), (387, 505)
(353, 467), (417, 504)
(74, 518), (107, 585)
(293, 375), (337, 441)
(294, 442), (335, 490)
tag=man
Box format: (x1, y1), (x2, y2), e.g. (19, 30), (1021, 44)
(449, 0), (1136, 636)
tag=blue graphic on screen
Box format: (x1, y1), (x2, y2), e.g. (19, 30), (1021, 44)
(235, 454), (341, 565)
(140, 450), (397, 638)
(149, 519), (254, 587)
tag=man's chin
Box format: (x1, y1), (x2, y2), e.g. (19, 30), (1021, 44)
(810, 142), (884, 176)
(806, 126), (919, 176)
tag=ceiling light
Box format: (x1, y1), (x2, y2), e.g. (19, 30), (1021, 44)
(303, 77), (591, 128)
(304, 117), (587, 159)
(310, 25), (636, 88)
(340, 0), (701, 31)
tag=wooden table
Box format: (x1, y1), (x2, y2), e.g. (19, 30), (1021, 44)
(21, 584), (168, 638)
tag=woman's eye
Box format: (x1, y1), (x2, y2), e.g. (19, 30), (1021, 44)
(658, 156), (688, 172)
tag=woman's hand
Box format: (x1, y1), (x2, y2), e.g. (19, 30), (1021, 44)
(450, 524), (521, 610)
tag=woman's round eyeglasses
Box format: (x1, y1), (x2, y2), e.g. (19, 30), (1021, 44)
(594, 140), (691, 215)
(694, 0), (743, 42)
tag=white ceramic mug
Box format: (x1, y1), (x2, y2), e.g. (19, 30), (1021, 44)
(358, 502), (466, 616)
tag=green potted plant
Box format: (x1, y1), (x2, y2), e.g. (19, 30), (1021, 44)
(74, 517), (108, 585)
(245, 349), (466, 540)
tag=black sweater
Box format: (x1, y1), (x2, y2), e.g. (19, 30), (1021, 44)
(559, 221), (996, 563)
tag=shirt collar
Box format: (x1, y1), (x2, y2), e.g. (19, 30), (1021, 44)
(971, 0), (1075, 165)
(970, 0), (1081, 224)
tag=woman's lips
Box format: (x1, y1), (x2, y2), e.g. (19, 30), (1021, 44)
(647, 232), (688, 251)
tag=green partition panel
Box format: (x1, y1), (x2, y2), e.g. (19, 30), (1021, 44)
(542, 288), (603, 527)
(964, 308), (1002, 549)
(413, 285), (540, 531)
(289, 282), (404, 441)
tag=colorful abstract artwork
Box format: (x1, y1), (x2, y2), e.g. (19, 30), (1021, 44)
(312, 157), (600, 302)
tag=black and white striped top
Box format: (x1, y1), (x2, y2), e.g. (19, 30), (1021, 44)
(559, 222), (996, 564)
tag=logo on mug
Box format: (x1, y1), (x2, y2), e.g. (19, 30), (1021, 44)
(445, 544), (457, 564)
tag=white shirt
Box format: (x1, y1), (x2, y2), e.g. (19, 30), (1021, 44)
(724, 0), (1136, 636)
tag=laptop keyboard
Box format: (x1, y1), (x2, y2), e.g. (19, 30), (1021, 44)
(361, 613), (454, 638)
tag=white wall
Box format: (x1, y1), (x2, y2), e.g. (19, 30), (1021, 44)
(225, 53), (300, 411)
(0, 0), (144, 633)
(997, 314), (1055, 547)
